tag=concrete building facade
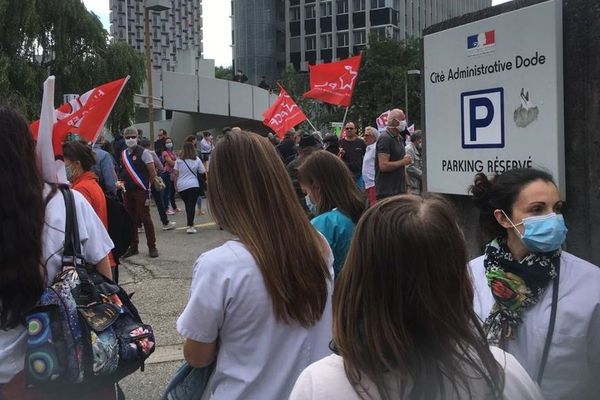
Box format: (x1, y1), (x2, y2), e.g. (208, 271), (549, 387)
(109, 0), (203, 72)
(232, 0), (491, 81)
(286, 0), (492, 71)
(231, 0), (287, 86)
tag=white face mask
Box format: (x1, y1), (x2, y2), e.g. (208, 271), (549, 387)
(125, 138), (138, 148)
(398, 120), (407, 131)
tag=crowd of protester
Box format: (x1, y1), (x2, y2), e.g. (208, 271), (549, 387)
(0, 104), (598, 400)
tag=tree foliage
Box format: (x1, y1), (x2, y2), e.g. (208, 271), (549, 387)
(0, 0), (145, 131)
(215, 66), (233, 80)
(352, 36), (422, 129)
(277, 36), (422, 133)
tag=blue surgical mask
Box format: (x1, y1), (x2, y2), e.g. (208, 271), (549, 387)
(305, 194), (318, 215)
(503, 211), (568, 253)
(65, 164), (76, 182)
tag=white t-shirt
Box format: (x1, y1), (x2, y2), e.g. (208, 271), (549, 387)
(289, 347), (543, 400)
(174, 157), (205, 192)
(0, 184), (114, 384)
(177, 240), (334, 400)
(470, 252), (600, 400)
(361, 143), (377, 189)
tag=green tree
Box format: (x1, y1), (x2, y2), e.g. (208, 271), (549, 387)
(352, 36), (422, 129)
(100, 42), (146, 134)
(0, 0), (144, 131)
(215, 66), (233, 80)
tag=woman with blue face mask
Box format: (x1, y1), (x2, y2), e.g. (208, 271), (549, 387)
(299, 151), (366, 278)
(469, 168), (600, 400)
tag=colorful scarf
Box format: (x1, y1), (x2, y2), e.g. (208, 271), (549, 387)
(482, 238), (559, 346)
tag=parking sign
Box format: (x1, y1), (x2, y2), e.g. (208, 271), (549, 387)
(461, 88), (504, 148)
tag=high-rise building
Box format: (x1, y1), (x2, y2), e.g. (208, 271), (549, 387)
(232, 0), (492, 80)
(231, 0), (287, 86)
(109, 0), (203, 72)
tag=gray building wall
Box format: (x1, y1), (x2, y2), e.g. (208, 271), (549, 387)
(109, 0), (203, 72)
(285, 0), (492, 72)
(231, 0), (286, 86)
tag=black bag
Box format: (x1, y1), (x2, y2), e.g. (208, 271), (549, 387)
(182, 159), (206, 197)
(105, 192), (133, 259)
(24, 187), (155, 389)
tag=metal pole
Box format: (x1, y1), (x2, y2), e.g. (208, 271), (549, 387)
(341, 106), (350, 128)
(404, 72), (409, 122)
(145, 7), (155, 148)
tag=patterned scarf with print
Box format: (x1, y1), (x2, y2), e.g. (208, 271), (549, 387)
(482, 238), (559, 346)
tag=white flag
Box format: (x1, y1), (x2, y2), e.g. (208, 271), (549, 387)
(35, 76), (68, 184)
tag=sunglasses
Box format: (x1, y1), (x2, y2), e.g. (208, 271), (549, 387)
(125, 136), (137, 139)
(345, 127), (355, 130)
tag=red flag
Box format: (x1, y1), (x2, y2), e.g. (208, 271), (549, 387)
(303, 54), (362, 107)
(31, 77), (129, 157)
(263, 85), (307, 138)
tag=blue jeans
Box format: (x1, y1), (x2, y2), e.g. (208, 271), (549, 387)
(161, 171), (177, 209)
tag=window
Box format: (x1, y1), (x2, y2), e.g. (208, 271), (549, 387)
(353, 0), (366, 11)
(353, 30), (366, 44)
(305, 5), (316, 19)
(370, 0), (386, 9)
(320, 1), (332, 17)
(336, 0), (348, 14)
(290, 6), (300, 21)
(306, 36), (316, 50)
(337, 32), (349, 46)
(320, 34), (332, 48)
(290, 37), (301, 52)
(370, 26), (388, 40)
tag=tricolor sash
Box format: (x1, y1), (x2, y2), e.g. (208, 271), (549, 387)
(122, 149), (149, 191)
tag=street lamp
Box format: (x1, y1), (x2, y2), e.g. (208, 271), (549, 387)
(405, 69), (421, 123)
(144, 0), (171, 147)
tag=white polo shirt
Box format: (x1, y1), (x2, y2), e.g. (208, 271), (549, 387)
(177, 240), (334, 400)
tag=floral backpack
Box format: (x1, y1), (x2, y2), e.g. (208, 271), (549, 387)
(24, 187), (155, 389)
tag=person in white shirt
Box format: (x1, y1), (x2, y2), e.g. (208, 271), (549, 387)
(0, 106), (115, 398)
(290, 195), (542, 400)
(468, 168), (600, 400)
(173, 142), (206, 233)
(361, 126), (379, 206)
(176, 131), (333, 400)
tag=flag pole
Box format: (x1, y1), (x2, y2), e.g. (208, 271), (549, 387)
(305, 118), (318, 132)
(341, 106), (350, 128)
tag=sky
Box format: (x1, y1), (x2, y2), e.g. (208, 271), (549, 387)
(83, 0), (511, 68)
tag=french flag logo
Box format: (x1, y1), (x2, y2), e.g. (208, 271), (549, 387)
(467, 30), (495, 49)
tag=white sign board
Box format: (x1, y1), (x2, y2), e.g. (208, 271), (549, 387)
(424, 0), (564, 196)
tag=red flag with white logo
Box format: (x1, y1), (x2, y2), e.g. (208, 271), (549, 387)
(31, 77), (129, 157)
(303, 54), (362, 107)
(263, 84), (307, 138)
(376, 110), (390, 132)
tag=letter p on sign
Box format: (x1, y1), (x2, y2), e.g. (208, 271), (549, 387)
(461, 87), (504, 148)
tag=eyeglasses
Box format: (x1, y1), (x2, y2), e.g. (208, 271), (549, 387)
(125, 136), (137, 139)
(345, 127), (355, 130)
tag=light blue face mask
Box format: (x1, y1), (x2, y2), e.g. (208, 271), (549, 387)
(65, 164), (76, 182)
(502, 211), (568, 253)
(305, 194), (318, 215)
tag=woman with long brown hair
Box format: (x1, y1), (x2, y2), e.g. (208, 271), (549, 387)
(290, 195), (542, 400)
(0, 107), (114, 398)
(176, 131), (333, 399)
(298, 150), (365, 277)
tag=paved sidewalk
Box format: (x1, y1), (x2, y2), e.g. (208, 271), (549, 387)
(117, 203), (233, 399)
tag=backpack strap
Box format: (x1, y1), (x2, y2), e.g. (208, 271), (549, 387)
(59, 186), (84, 270)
